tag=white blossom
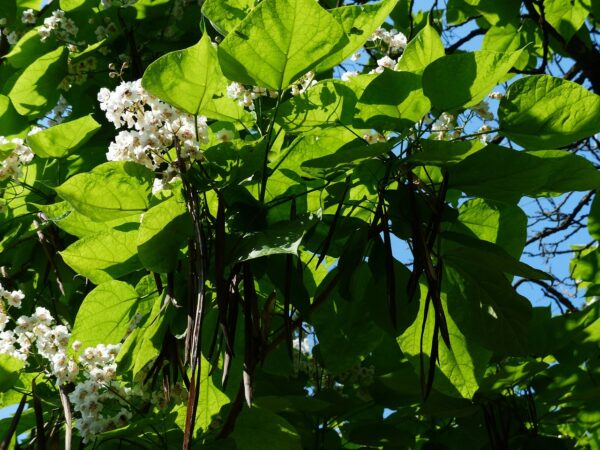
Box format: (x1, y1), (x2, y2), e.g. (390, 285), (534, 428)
(98, 79), (208, 172)
(341, 70), (359, 82)
(21, 9), (36, 25)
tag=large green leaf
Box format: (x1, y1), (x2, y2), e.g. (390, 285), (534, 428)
(449, 145), (600, 202)
(316, 0), (398, 72)
(229, 220), (307, 262)
(69, 280), (139, 354)
(407, 139), (485, 166)
(55, 161), (154, 222)
(231, 407), (303, 450)
(588, 194), (600, 241)
(26, 115), (101, 158)
(452, 198), (527, 259)
(396, 23), (445, 74)
(276, 80), (357, 132)
(4, 27), (54, 69)
(442, 231), (550, 280)
(173, 356), (230, 433)
(422, 50), (521, 111)
(37, 201), (140, 239)
(398, 285), (492, 399)
(201, 0), (255, 35)
(275, 127), (358, 178)
(217, 0), (347, 90)
(543, 0), (589, 42)
(137, 192), (192, 273)
(8, 46), (68, 118)
(0, 355), (25, 392)
(354, 70), (431, 130)
(312, 267), (386, 373)
(444, 263), (533, 355)
(117, 294), (171, 378)
(498, 75), (600, 149)
(142, 34), (224, 116)
(60, 229), (141, 284)
(0, 95), (28, 137)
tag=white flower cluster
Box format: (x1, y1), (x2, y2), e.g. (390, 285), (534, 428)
(477, 124), (493, 143)
(0, 137), (34, 181)
(0, 286), (78, 384)
(290, 71), (317, 96)
(470, 100), (493, 121)
(94, 17), (118, 43)
(226, 82), (278, 111)
(363, 131), (386, 144)
(1, 24), (20, 46)
(341, 70), (359, 82)
(63, 56), (98, 89)
(97, 79), (209, 179)
(0, 285), (136, 442)
(372, 54), (397, 74)
(21, 9), (36, 25)
(370, 27), (408, 52)
(38, 9), (78, 42)
(0, 283), (24, 311)
(226, 71), (316, 110)
(70, 343), (134, 442)
(431, 112), (458, 140)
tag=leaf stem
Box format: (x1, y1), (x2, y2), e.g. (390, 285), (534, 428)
(259, 90), (284, 203)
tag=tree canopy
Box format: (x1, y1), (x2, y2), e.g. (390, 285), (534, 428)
(0, 0), (599, 449)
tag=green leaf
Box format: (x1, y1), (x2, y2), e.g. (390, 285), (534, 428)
(137, 192), (192, 273)
(442, 231), (550, 280)
(0, 355), (25, 392)
(196, 359), (230, 432)
(173, 356), (230, 433)
(37, 201), (140, 239)
(117, 293), (171, 378)
(60, 0), (98, 10)
(69, 280), (139, 354)
(407, 139), (485, 166)
(423, 50), (522, 111)
(452, 198), (527, 259)
(200, 93), (256, 126)
(588, 194), (600, 241)
(398, 285), (492, 399)
(276, 80), (358, 132)
(230, 220), (307, 262)
(316, 0), (398, 72)
(444, 263), (532, 355)
(60, 229), (141, 284)
(449, 145), (600, 202)
(217, 0), (347, 90)
(312, 266), (386, 372)
(354, 70), (431, 130)
(396, 23), (445, 74)
(142, 34), (224, 116)
(201, 0), (255, 35)
(498, 75), (600, 149)
(543, 0), (589, 42)
(275, 127), (358, 178)
(4, 27), (54, 69)
(55, 161), (154, 222)
(26, 115), (101, 158)
(8, 46), (68, 118)
(231, 407), (302, 450)
(0, 95), (28, 137)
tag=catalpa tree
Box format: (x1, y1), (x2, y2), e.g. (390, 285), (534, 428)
(0, 0), (599, 448)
